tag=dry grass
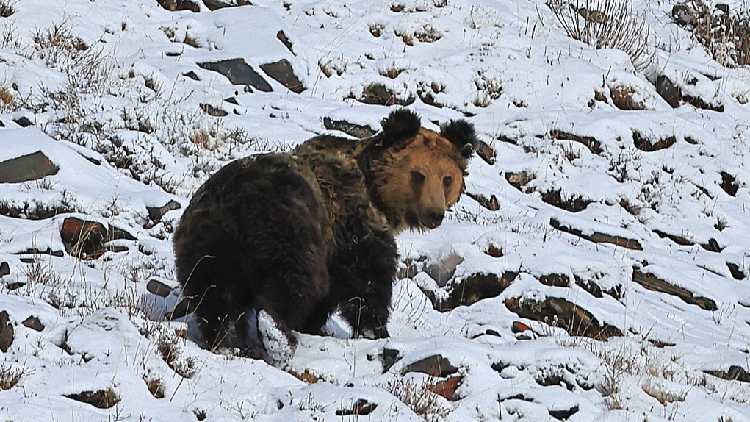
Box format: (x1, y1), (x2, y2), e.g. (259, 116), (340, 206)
(547, 0), (653, 71)
(384, 376), (450, 422)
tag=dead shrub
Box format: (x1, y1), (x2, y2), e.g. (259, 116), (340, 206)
(547, 0), (653, 71)
(672, 0), (750, 67)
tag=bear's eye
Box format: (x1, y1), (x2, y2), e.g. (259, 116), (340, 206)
(411, 171), (425, 184)
(443, 176), (453, 187)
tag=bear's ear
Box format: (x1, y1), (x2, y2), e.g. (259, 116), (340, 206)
(380, 109), (421, 148)
(440, 119), (478, 159)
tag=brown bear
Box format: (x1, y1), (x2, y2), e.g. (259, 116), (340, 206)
(173, 109), (478, 363)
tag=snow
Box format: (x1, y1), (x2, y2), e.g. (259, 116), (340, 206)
(0, 0), (749, 420)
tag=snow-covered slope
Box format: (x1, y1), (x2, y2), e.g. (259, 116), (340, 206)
(1, 0), (750, 420)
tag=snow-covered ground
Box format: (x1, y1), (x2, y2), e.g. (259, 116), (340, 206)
(1, 0), (750, 420)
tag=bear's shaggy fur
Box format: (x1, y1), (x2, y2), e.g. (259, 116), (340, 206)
(173, 109), (478, 361)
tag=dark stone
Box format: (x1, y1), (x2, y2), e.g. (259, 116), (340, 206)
(683, 94), (724, 112)
(22, 316), (44, 332)
(549, 130), (602, 154)
(720, 171), (739, 196)
(465, 192), (500, 211)
(277, 30), (293, 53)
(0, 311), (12, 352)
(156, 0), (201, 12)
(381, 347), (401, 373)
(437, 271), (517, 311)
(323, 117), (376, 138)
(224, 97), (239, 105)
(549, 405), (579, 421)
(655, 75), (681, 108)
(13, 116), (33, 127)
(147, 278), (175, 298)
(198, 59), (272, 92)
(539, 273), (570, 287)
(700, 237), (724, 253)
(0, 262), (8, 278)
(335, 399), (377, 416)
(203, 0), (251, 10)
(60, 217), (135, 259)
(200, 103), (228, 117)
(146, 199), (182, 222)
(653, 229), (694, 246)
(260, 59), (305, 93)
(632, 131), (677, 151)
(358, 83), (414, 106)
(65, 389), (120, 409)
(18, 247), (64, 257)
(0, 151), (59, 183)
(706, 365), (750, 383)
(550, 217), (643, 250)
(505, 296), (623, 340)
(632, 268), (717, 310)
(183, 71), (200, 81)
(727, 262), (746, 280)
(403, 354), (458, 377)
(541, 189), (591, 212)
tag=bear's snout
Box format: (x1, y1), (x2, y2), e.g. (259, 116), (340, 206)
(423, 208), (445, 229)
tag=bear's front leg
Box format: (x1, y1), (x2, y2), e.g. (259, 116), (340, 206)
(330, 231), (398, 339)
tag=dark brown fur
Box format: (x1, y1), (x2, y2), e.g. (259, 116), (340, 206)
(173, 109), (478, 357)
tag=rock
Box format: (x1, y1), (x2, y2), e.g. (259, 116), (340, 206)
(511, 321), (532, 333)
(198, 59), (272, 92)
(465, 192), (500, 211)
(357, 83), (414, 106)
(505, 171), (535, 190)
(541, 189), (591, 212)
(277, 30), (293, 53)
(22, 316), (44, 332)
(60, 217), (135, 259)
(727, 262), (746, 280)
(13, 116), (33, 127)
(720, 171), (739, 196)
(427, 375), (462, 400)
(260, 59), (305, 93)
(65, 388), (120, 409)
(147, 278), (178, 298)
(323, 117), (376, 138)
(655, 75), (681, 108)
(335, 398), (377, 416)
(632, 131), (677, 151)
(0, 262), (8, 278)
(540, 273), (570, 287)
(203, 0), (251, 10)
(549, 130), (602, 154)
(381, 347), (401, 373)
(632, 268), (717, 311)
(700, 237), (724, 253)
(0, 311), (13, 352)
(504, 296), (622, 340)
(653, 229), (694, 246)
(0, 151), (59, 183)
(156, 0), (200, 12)
(200, 103), (228, 117)
(403, 354), (458, 377)
(550, 218), (643, 250)
(705, 365), (750, 383)
(146, 199), (181, 222)
(437, 271), (517, 312)
(549, 405), (579, 421)
(424, 251), (464, 287)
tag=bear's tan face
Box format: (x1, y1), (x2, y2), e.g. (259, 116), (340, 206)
(376, 127), (467, 232)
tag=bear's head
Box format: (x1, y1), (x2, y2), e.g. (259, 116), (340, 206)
(362, 109), (479, 233)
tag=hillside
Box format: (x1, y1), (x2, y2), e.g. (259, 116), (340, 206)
(1, 0), (750, 420)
